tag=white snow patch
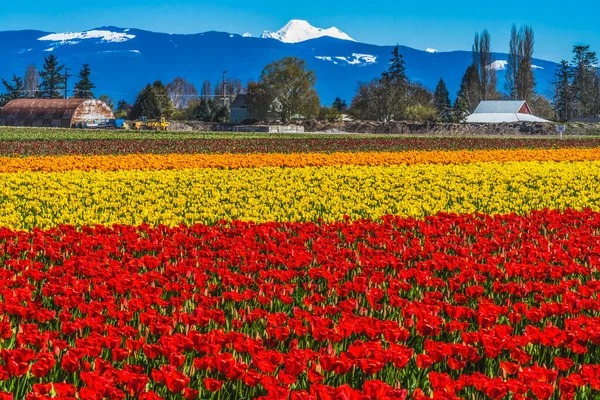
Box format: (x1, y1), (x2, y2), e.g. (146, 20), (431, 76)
(124, 29), (130, 32)
(98, 49), (141, 55)
(44, 47), (54, 52)
(242, 32), (252, 37)
(19, 48), (33, 53)
(488, 60), (508, 71)
(489, 60), (545, 71)
(426, 48), (438, 53)
(261, 20), (354, 43)
(316, 53), (376, 65)
(38, 30), (135, 43)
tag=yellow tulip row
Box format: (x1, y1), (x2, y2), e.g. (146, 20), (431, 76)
(2, 148), (600, 172)
(1, 160), (599, 230)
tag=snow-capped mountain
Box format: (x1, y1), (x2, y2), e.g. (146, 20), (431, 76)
(0, 25), (559, 105)
(261, 20), (354, 43)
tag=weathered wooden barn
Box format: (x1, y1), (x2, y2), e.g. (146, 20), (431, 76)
(0, 99), (115, 128)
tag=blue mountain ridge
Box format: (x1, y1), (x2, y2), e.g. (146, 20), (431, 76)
(0, 26), (559, 105)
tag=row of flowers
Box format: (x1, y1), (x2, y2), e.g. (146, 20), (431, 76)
(0, 160), (598, 230)
(2, 148), (600, 173)
(0, 209), (598, 399)
(2, 137), (600, 157)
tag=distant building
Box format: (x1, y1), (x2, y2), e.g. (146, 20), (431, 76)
(466, 100), (550, 123)
(229, 94), (250, 123)
(0, 99), (115, 128)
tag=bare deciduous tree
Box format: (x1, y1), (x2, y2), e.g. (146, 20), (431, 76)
(506, 25), (536, 103)
(505, 25), (519, 100)
(472, 30), (498, 102)
(165, 77), (198, 110)
(201, 80), (212, 98)
(24, 64), (39, 98)
(518, 26), (536, 102)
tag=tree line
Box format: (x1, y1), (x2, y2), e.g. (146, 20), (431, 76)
(0, 55), (98, 105)
(129, 76), (246, 122)
(552, 46), (600, 121)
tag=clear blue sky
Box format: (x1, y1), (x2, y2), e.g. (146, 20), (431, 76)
(3, 0), (599, 62)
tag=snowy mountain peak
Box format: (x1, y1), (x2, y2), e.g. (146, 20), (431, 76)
(261, 20), (354, 43)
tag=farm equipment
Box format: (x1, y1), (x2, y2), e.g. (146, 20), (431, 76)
(145, 117), (171, 131)
(74, 119), (124, 129)
(125, 116), (170, 131)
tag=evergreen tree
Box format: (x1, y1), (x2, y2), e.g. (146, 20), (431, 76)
(332, 97), (348, 112)
(117, 100), (131, 112)
(115, 100), (131, 119)
(551, 60), (572, 121)
(187, 98), (228, 122)
(152, 81), (175, 118)
(571, 45), (599, 117)
(433, 78), (451, 120)
(130, 84), (161, 120)
(1, 75), (25, 105)
(73, 64), (96, 99)
(382, 46), (408, 84)
(452, 97), (470, 122)
(39, 55), (65, 99)
(456, 65), (480, 113)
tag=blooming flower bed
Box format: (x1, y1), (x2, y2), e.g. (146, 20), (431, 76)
(1, 136), (600, 399)
(0, 161), (599, 230)
(0, 210), (599, 399)
(2, 136), (600, 157)
(2, 148), (600, 173)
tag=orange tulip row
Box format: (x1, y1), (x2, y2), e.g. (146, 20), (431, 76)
(2, 148), (600, 173)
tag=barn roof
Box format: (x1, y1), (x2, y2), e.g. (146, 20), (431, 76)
(0, 99), (115, 128)
(473, 101), (528, 114)
(1, 99), (89, 115)
(466, 113), (549, 123)
(466, 100), (550, 123)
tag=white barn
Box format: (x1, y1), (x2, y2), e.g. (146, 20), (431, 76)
(466, 101), (550, 123)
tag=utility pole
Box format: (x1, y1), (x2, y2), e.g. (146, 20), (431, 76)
(222, 70), (228, 105)
(64, 67), (72, 99)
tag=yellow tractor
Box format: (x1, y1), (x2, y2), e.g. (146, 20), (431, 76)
(145, 117), (170, 131)
(124, 116), (170, 131)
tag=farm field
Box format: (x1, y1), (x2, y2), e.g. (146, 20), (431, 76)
(0, 130), (600, 399)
